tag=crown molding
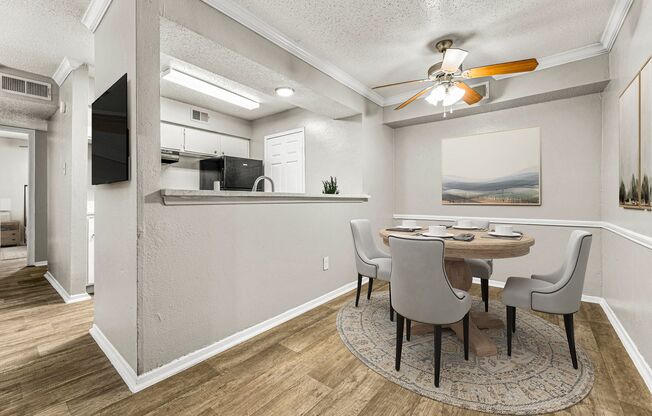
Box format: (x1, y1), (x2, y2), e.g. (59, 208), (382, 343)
(200, 0), (385, 107)
(601, 0), (634, 51)
(81, 0), (113, 33)
(52, 57), (83, 86)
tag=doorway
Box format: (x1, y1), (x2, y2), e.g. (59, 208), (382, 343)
(264, 128), (305, 193)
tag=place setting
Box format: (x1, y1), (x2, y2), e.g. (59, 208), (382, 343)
(484, 224), (524, 240)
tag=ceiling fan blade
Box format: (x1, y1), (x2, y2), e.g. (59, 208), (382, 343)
(462, 58), (539, 78)
(457, 82), (482, 105)
(394, 85), (434, 110)
(441, 48), (469, 73)
(372, 79), (430, 89)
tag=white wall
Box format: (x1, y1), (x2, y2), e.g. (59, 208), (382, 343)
(46, 66), (90, 295)
(0, 137), (28, 241)
(394, 94), (604, 294)
(601, 0), (652, 365)
(251, 108), (363, 194)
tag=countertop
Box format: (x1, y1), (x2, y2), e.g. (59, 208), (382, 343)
(160, 189), (370, 205)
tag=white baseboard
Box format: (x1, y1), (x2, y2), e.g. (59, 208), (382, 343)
(44, 271), (92, 304)
(34, 260), (48, 267)
(471, 277), (651, 392)
(91, 277), (367, 393)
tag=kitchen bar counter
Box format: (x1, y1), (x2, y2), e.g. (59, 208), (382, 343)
(160, 189), (370, 205)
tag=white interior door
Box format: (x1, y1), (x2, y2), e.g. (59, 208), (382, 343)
(264, 128), (305, 193)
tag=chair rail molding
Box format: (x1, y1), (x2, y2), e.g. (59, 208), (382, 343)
(44, 271), (92, 304)
(81, 0), (113, 33)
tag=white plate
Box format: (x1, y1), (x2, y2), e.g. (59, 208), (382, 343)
(452, 226), (478, 230)
(394, 225), (422, 230)
(421, 232), (454, 238)
(488, 231), (522, 238)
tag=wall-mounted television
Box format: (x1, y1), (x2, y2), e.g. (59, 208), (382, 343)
(92, 73), (129, 185)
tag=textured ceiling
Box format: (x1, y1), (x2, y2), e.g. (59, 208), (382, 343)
(0, 0), (92, 77)
(160, 54), (296, 121)
(232, 0), (615, 97)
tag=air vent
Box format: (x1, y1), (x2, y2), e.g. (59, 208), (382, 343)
(0, 73), (51, 100)
(191, 108), (209, 123)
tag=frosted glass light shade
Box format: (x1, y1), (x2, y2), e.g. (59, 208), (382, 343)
(442, 85), (465, 106)
(425, 84), (446, 105)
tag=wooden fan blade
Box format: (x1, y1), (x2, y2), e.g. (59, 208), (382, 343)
(372, 79), (429, 89)
(457, 82), (482, 105)
(463, 58), (538, 78)
(395, 85), (434, 110)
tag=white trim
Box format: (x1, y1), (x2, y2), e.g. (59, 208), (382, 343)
(201, 0), (384, 106)
(472, 278), (650, 391)
(599, 297), (652, 392)
(81, 0), (113, 33)
(44, 271), (92, 304)
(601, 0), (634, 51)
(394, 214), (652, 251)
(52, 57), (83, 87)
(89, 325), (138, 392)
(34, 261), (48, 267)
(92, 277), (367, 393)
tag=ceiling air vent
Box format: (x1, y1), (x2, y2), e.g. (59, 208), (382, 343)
(191, 108), (209, 123)
(1, 73), (51, 100)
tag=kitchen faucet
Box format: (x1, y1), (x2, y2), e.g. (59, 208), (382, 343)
(252, 176), (275, 192)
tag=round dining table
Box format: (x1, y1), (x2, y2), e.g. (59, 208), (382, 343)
(379, 226), (535, 357)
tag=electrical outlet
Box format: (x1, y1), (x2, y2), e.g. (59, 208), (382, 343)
(323, 256), (329, 271)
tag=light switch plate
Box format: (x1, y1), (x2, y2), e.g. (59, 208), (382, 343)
(323, 256), (329, 271)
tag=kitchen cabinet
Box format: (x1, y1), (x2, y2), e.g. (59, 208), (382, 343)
(220, 135), (249, 158)
(184, 128), (221, 156)
(160, 123), (184, 151)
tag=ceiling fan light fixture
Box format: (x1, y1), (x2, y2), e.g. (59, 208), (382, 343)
(442, 84), (465, 107)
(425, 84), (446, 105)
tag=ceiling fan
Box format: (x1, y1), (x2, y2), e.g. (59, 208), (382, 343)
(373, 39), (539, 111)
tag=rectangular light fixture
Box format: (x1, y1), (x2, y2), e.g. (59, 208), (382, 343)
(161, 68), (259, 110)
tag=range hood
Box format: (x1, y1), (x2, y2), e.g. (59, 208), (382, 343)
(161, 149), (180, 164)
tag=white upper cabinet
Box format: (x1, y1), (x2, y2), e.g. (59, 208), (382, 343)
(160, 123), (184, 151)
(219, 135), (249, 158)
(184, 128), (221, 156)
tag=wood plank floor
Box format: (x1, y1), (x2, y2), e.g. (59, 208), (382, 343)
(1, 261), (651, 415)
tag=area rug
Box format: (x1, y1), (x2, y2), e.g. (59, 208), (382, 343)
(337, 292), (594, 415)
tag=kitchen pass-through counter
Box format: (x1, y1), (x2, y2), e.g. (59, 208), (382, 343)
(160, 189), (370, 205)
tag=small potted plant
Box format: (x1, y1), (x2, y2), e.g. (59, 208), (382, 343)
(322, 176), (340, 194)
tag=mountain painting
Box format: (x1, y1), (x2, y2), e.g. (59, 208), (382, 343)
(441, 128), (541, 205)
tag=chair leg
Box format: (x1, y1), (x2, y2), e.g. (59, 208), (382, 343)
(434, 325), (442, 387)
(463, 312), (469, 361)
(481, 278), (489, 312)
(506, 306), (514, 356)
(406, 319), (411, 341)
(395, 314), (404, 371)
(564, 313), (578, 369)
(355, 274), (362, 307)
(367, 277), (374, 300)
(389, 284), (394, 322)
(512, 307), (516, 333)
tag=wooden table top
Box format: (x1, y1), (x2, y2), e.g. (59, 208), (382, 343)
(379, 227), (535, 259)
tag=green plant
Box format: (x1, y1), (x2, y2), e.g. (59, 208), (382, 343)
(322, 176), (339, 194)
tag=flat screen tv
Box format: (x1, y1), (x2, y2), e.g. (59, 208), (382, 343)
(92, 73), (129, 185)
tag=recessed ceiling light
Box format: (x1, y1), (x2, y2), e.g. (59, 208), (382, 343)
(275, 87), (294, 97)
(161, 68), (259, 110)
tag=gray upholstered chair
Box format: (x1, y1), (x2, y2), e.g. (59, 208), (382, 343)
(350, 219), (392, 315)
(458, 219), (493, 312)
(389, 235), (471, 387)
(502, 230), (593, 368)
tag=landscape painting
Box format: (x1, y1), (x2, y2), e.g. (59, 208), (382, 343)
(441, 127), (541, 205)
(641, 59), (651, 208)
(619, 75), (641, 208)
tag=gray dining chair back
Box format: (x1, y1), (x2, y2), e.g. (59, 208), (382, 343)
(531, 230), (592, 314)
(389, 236), (470, 325)
(350, 219), (392, 310)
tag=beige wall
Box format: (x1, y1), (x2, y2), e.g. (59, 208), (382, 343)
(46, 66), (89, 295)
(34, 130), (48, 263)
(394, 94), (604, 294)
(601, 0), (652, 365)
(251, 108), (363, 194)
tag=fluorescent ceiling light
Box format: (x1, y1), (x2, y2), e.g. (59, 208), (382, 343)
(161, 68), (259, 110)
(275, 87), (294, 97)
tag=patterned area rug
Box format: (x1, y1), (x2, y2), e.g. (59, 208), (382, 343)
(337, 292), (594, 415)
